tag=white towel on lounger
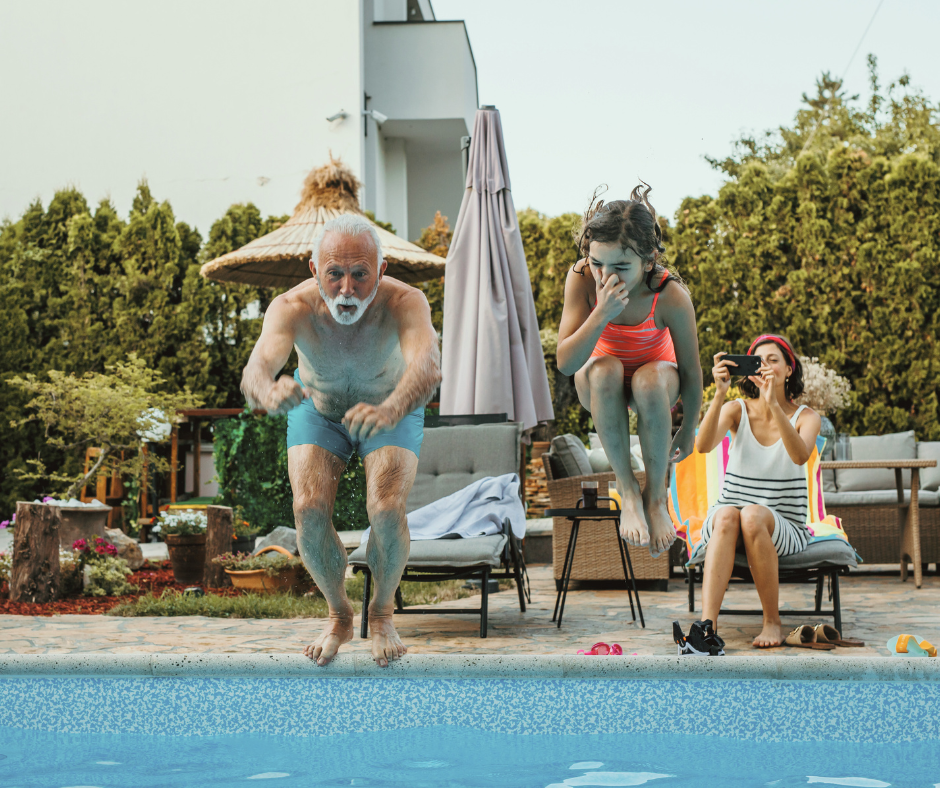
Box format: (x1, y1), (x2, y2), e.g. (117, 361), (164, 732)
(359, 473), (526, 545)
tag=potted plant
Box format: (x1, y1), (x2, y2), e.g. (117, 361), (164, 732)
(212, 546), (314, 595)
(795, 357), (852, 454)
(151, 509), (208, 585)
(7, 355), (202, 546)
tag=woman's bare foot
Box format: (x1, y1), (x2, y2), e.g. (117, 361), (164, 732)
(303, 606), (354, 666)
(753, 621), (783, 648)
(618, 493), (651, 548)
(369, 611), (407, 667)
(645, 499), (676, 558)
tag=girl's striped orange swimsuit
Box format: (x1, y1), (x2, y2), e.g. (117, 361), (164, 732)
(590, 272), (677, 385)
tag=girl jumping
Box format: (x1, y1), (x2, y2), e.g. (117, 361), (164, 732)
(695, 335), (821, 648)
(556, 185), (702, 557)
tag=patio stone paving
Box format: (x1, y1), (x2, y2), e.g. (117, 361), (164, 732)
(0, 564), (936, 658)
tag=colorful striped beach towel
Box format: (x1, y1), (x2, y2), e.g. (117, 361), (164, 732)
(668, 435), (852, 565)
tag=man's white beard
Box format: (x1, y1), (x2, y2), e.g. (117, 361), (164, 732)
(317, 274), (379, 325)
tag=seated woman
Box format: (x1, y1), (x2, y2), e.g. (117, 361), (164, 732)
(694, 334), (821, 648)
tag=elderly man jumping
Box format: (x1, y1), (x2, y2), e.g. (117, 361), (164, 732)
(241, 214), (441, 667)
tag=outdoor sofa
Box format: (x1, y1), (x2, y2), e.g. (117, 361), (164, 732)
(347, 418), (529, 638)
(822, 430), (940, 575)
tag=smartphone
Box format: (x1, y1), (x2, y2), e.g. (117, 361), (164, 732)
(722, 354), (762, 376)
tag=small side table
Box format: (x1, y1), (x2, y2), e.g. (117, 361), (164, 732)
(821, 459), (937, 588)
(545, 502), (645, 629)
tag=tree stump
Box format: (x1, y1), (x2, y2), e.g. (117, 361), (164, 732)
(11, 502), (61, 603)
(203, 505), (234, 588)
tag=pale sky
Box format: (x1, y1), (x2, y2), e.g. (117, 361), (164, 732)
(2, 0), (938, 238)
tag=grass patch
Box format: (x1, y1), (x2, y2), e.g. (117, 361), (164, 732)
(108, 573), (515, 618)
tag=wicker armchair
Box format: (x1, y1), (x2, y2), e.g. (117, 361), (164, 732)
(541, 454), (679, 586)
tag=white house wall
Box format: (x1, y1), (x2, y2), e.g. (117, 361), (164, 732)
(305, 0), (365, 197)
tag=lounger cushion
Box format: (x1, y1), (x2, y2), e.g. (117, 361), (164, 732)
(550, 434), (593, 478)
(917, 441), (940, 492)
(348, 534), (507, 569)
(407, 423), (522, 513)
(837, 431), (916, 492)
(732, 538), (858, 570)
(824, 490), (940, 507)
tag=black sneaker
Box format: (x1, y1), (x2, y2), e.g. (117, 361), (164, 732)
(690, 619), (726, 656)
(674, 619), (726, 656)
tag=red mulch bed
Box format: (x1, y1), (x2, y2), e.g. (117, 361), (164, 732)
(0, 561), (246, 616)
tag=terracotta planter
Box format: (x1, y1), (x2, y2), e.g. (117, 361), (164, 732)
(164, 533), (207, 585)
(224, 545), (311, 595)
(56, 504), (112, 549)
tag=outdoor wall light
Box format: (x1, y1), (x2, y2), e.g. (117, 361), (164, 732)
(362, 109), (388, 126)
(326, 110), (348, 122)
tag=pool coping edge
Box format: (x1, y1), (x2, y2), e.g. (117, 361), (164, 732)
(0, 653), (937, 681)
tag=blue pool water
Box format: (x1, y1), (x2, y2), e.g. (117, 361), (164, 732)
(1, 677), (937, 787)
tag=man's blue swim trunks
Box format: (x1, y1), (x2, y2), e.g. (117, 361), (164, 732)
(286, 369), (424, 461)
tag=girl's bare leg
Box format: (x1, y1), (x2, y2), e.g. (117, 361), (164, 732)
(631, 362), (681, 557)
(575, 356), (649, 546)
(740, 505), (783, 648)
(701, 506), (742, 628)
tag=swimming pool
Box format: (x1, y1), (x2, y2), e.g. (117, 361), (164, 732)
(1, 654), (937, 787)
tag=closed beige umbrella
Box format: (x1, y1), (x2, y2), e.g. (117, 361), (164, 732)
(440, 107), (554, 432)
(200, 158), (445, 287)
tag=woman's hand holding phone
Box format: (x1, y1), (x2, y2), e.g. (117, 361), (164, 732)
(751, 362), (776, 406)
(712, 352), (735, 400)
(592, 265), (629, 321)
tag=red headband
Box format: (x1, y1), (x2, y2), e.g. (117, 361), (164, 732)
(747, 334), (796, 369)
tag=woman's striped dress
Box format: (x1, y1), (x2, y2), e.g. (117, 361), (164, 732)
(699, 399), (811, 557)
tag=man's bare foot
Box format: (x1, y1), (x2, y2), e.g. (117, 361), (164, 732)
(303, 607), (354, 666)
(369, 611), (407, 667)
(753, 621), (783, 648)
(618, 494), (650, 548)
(645, 499), (676, 558)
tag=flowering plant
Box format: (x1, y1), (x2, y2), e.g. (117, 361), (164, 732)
(72, 536), (119, 563)
(151, 510), (208, 538)
(211, 551), (304, 576)
(795, 357), (852, 415)
(0, 513), (14, 530)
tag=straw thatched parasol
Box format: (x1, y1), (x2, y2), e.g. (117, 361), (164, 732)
(200, 158), (446, 287)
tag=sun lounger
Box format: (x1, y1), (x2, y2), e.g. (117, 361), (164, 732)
(347, 418), (529, 638)
(670, 434), (859, 633)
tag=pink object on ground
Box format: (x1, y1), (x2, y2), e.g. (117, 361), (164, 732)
(577, 642), (623, 656)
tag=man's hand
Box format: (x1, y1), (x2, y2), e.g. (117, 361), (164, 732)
(343, 402), (397, 442)
(263, 376), (308, 416)
(670, 423), (696, 464)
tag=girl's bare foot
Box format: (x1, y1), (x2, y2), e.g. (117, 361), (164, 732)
(618, 494), (651, 548)
(369, 612), (407, 667)
(753, 621), (783, 648)
(303, 606), (354, 666)
(645, 499), (676, 558)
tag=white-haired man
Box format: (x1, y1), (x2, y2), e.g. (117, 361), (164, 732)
(241, 214), (441, 667)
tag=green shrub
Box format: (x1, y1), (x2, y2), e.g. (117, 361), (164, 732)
(213, 410), (369, 533)
(84, 556), (138, 597)
(107, 588), (332, 618)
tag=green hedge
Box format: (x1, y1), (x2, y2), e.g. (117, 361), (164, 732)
(212, 411), (368, 534)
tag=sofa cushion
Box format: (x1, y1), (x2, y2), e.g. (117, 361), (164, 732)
(836, 431), (916, 492)
(824, 490), (939, 507)
(731, 539), (858, 570)
(918, 441), (940, 492)
(407, 423), (521, 513)
(550, 434), (593, 478)
(348, 533), (507, 569)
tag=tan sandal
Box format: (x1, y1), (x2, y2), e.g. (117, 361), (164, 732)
(813, 623), (865, 648)
(785, 624), (835, 650)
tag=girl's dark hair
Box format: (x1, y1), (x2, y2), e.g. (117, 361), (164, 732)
(739, 335), (805, 401)
(573, 181), (682, 293)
